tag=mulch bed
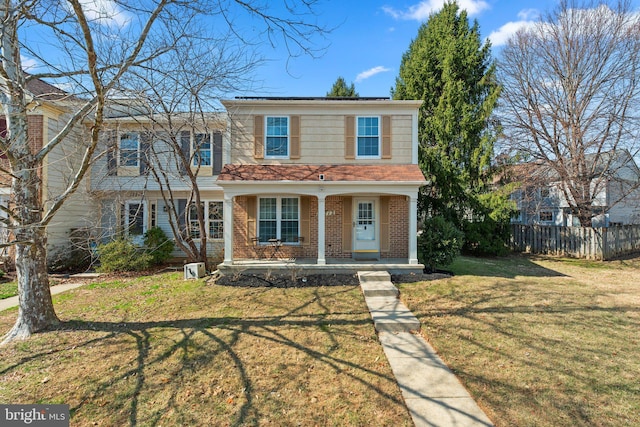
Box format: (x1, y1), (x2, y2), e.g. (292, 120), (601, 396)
(214, 271), (452, 288)
(215, 273), (361, 288)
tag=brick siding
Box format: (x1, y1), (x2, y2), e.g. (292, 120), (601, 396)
(232, 194), (410, 261)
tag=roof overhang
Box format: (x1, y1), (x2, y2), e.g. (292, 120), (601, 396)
(217, 164), (427, 198)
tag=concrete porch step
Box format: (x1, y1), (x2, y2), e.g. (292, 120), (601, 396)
(358, 271), (398, 297)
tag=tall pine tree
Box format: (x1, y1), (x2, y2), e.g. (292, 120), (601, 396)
(393, 1), (501, 233)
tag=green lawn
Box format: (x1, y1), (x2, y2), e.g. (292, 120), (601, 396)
(0, 273), (412, 426)
(399, 255), (640, 427)
(1, 255), (638, 426)
(0, 281), (17, 300)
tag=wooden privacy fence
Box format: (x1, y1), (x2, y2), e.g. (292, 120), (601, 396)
(510, 224), (640, 260)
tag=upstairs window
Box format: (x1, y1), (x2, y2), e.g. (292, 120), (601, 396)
(119, 132), (139, 167)
(192, 133), (212, 167)
(357, 116), (380, 158)
(539, 211), (554, 223)
(266, 117), (289, 158)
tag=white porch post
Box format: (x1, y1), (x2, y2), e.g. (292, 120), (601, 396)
(409, 195), (419, 264)
(223, 194), (234, 264)
(317, 194), (326, 265)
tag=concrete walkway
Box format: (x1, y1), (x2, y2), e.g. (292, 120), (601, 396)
(358, 271), (494, 427)
(0, 282), (85, 312)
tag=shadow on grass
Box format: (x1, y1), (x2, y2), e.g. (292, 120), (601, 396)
(403, 279), (640, 426)
(450, 255), (567, 279)
(0, 286), (406, 427)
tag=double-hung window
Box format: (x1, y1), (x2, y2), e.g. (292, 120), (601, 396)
(266, 116), (289, 158)
(192, 133), (212, 167)
(258, 197), (299, 243)
(119, 132), (139, 167)
(188, 202), (204, 239)
(188, 201), (224, 240)
(208, 201), (224, 239)
(357, 116), (380, 158)
(539, 211), (554, 223)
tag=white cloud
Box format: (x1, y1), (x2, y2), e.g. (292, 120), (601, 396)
(486, 8), (542, 47)
(487, 19), (537, 47)
(383, 0), (490, 21)
(355, 66), (391, 82)
(517, 9), (540, 21)
(21, 57), (39, 72)
(79, 0), (132, 28)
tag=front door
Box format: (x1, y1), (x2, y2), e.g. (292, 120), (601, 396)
(125, 200), (147, 245)
(353, 198), (379, 257)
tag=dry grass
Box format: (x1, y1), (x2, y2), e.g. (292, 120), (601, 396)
(398, 254), (640, 427)
(0, 273), (411, 426)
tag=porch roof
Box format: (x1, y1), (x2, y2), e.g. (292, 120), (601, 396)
(217, 164), (427, 184)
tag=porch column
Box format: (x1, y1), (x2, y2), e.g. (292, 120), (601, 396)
(317, 194), (326, 265)
(223, 194), (234, 264)
(409, 195), (419, 264)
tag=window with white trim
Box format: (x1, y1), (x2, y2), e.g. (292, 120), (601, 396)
(539, 211), (554, 223)
(208, 201), (223, 239)
(192, 133), (212, 167)
(188, 201), (224, 239)
(265, 116), (289, 158)
(357, 116), (380, 158)
(124, 200), (147, 245)
(119, 132), (139, 167)
(258, 197), (299, 243)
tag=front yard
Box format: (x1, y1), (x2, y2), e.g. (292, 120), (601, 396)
(399, 255), (640, 427)
(0, 275), (411, 426)
(0, 255), (638, 426)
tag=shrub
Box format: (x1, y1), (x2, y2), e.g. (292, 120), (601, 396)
(418, 216), (464, 271)
(143, 227), (175, 265)
(96, 238), (152, 273)
(462, 191), (515, 256)
(48, 243), (93, 273)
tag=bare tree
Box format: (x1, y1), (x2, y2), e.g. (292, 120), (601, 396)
(97, 28), (259, 272)
(0, 0), (328, 343)
(498, 0), (640, 226)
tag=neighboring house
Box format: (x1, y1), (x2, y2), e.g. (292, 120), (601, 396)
(0, 78), (97, 260)
(91, 108), (227, 258)
(507, 151), (640, 227)
(217, 97), (426, 267)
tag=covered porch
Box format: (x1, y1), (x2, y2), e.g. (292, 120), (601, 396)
(217, 164), (426, 271)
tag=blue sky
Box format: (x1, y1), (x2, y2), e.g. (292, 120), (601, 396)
(19, 0), (640, 99)
(249, 0), (640, 97)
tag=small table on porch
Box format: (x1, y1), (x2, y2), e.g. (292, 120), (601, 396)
(267, 238), (282, 259)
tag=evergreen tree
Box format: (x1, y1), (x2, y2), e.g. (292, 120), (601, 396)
(327, 76), (359, 97)
(393, 1), (501, 233)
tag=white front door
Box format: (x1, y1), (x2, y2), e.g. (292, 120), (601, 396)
(353, 198), (379, 254)
(125, 200), (147, 245)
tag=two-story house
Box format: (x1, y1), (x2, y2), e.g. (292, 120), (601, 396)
(0, 78), (97, 262)
(217, 97), (426, 269)
(91, 107), (227, 259)
(508, 150), (640, 227)
(7, 92), (426, 272)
